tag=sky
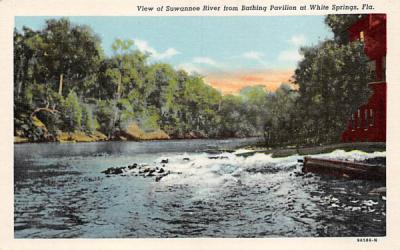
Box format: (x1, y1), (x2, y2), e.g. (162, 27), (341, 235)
(15, 16), (333, 94)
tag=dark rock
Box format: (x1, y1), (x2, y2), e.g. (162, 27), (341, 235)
(294, 171), (305, 177)
(208, 156), (228, 160)
(101, 167), (125, 175)
(304, 173), (313, 178)
(183, 157), (190, 161)
(158, 168), (165, 173)
(155, 173), (169, 182)
(161, 159), (169, 164)
(128, 163), (137, 169)
(145, 172), (155, 177)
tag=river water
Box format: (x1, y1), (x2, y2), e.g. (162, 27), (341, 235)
(14, 139), (386, 238)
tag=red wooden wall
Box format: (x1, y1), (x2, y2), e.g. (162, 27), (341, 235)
(341, 14), (386, 142)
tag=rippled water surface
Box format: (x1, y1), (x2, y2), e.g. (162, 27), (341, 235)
(14, 139), (386, 238)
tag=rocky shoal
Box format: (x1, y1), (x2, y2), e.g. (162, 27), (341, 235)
(101, 158), (177, 182)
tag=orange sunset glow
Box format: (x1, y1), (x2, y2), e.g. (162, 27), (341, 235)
(204, 69), (295, 94)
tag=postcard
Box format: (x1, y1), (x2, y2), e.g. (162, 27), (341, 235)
(1, 0), (400, 249)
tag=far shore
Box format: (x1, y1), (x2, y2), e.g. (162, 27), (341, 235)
(13, 133), (262, 146)
(14, 134), (386, 159)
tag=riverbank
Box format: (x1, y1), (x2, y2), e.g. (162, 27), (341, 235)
(15, 113), (236, 143)
(13, 131), (240, 144)
(14, 122), (173, 144)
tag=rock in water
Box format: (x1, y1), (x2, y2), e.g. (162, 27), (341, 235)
(101, 167), (125, 175)
(208, 156), (228, 160)
(161, 159), (169, 164)
(145, 172), (155, 177)
(155, 173), (168, 182)
(128, 163), (137, 169)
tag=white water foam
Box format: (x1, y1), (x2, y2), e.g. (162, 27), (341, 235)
(156, 149), (385, 189)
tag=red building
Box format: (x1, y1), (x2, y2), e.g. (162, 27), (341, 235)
(341, 14), (386, 142)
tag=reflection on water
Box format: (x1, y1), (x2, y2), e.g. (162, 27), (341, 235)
(14, 139), (386, 238)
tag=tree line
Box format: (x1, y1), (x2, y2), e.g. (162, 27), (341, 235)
(14, 15), (373, 146)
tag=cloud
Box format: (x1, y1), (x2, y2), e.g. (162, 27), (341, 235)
(177, 56), (225, 74)
(289, 34), (306, 47)
(160, 48), (180, 60)
(176, 63), (206, 74)
(241, 51), (268, 66)
(242, 51), (264, 60)
(193, 57), (218, 66)
(278, 50), (303, 62)
(134, 39), (179, 60)
(204, 69), (294, 94)
(276, 34), (306, 63)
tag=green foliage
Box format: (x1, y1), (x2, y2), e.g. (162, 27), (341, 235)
(239, 86), (270, 135)
(81, 104), (95, 133)
(324, 14), (366, 44)
(95, 100), (118, 137)
(14, 18), (103, 99)
(14, 18), (272, 141)
(63, 91), (82, 132)
(263, 84), (299, 145)
(219, 95), (250, 137)
(292, 39), (373, 144)
(138, 107), (162, 132)
(14, 16), (374, 147)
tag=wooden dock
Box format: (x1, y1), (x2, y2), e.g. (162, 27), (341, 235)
(302, 157), (385, 181)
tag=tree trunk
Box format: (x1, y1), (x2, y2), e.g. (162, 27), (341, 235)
(17, 81), (23, 98)
(30, 107), (58, 119)
(58, 73), (64, 96)
(16, 57), (27, 99)
(117, 72), (122, 100)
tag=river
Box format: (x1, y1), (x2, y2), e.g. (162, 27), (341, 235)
(14, 139), (386, 238)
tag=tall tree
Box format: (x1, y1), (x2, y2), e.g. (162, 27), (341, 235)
(144, 64), (178, 128)
(293, 40), (372, 143)
(14, 27), (44, 101)
(39, 18), (102, 96)
(108, 39), (147, 100)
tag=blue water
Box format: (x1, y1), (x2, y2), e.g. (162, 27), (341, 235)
(14, 139), (386, 238)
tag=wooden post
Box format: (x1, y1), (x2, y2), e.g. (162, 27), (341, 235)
(58, 73), (64, 96)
